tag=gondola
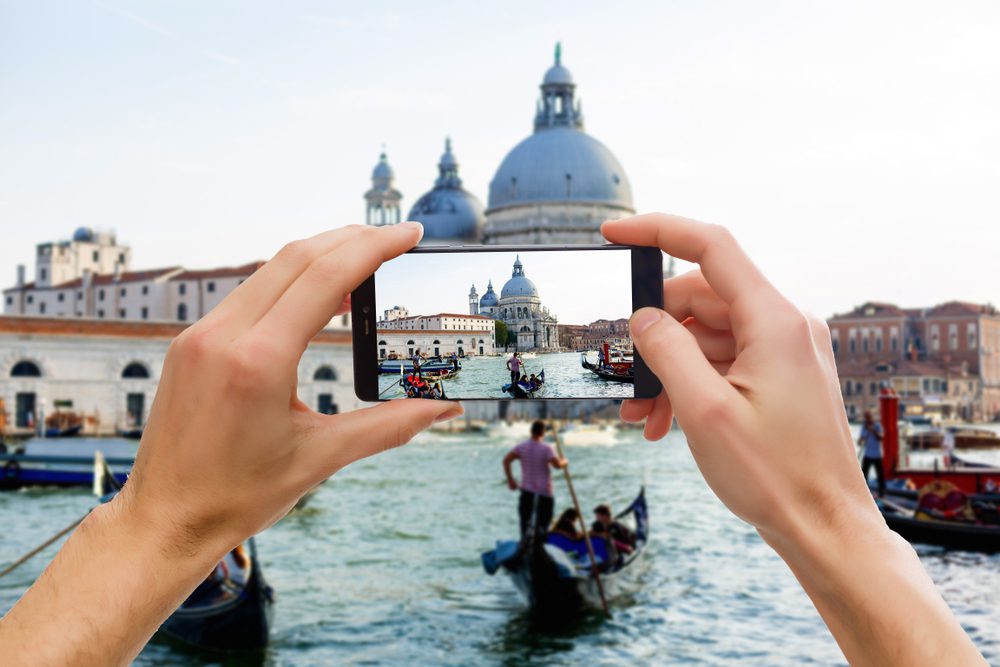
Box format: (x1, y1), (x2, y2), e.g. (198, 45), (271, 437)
(580, 356), (634, 384)
(378, 357), (460, 375)
(878, 497), (1000, 554)
(502, 370), (545, 399)
(93, 454), (275, 651)
(482, 488), (648, 615)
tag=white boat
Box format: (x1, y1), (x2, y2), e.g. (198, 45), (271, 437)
(514, 352), (537, 359)
(558, 423), (619, 446)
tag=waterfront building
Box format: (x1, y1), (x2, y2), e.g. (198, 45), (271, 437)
(0, 316), (354, 436)
(558, 318), (631, 351)
(375, 327), (495, 360)
(2, 231), (350, 330)
(378, 312), (496, 334)
(828, 301), (1000, 421)
(363, 45), (635, 246)
(469, 256), (558, 352)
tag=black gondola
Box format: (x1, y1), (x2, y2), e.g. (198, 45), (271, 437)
(879, 498), (1000, 553)
(482, 488), (648, 614)
(580, 357), (634, 384)
(93, 454), (275, 651)
(502, 370), (545, 399)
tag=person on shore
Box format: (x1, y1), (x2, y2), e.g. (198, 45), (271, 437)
(0, 217), (986, 667)
(506, 352), (522, 385)
(858, 410), (885, 497)
(594, 504), (635, 553)
(502, 420), (568, 539)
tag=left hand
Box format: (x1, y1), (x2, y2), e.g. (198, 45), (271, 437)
(119, 222), (463, 557)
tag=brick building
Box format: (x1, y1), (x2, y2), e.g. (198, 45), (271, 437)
(558, 317), (631, 351)
(828, 301), (1000, 421)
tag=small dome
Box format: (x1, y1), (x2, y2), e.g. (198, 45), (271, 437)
(73, 227), (94, 242)
(372, 152), (394, 180)
(408, 189), (484, 240)
(543, 63), (573, 86)
(479, 280), (499, 307)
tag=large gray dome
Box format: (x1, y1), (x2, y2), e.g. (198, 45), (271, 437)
(500, 256), (539, 299)
(479, 280), (499, 307)
(487, 127), (633, 211)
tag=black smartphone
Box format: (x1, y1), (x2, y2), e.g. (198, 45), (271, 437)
(351, 244), (663, 401)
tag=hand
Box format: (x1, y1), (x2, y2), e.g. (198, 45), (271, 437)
(121, 222), (463, 557)
(508, 479), (519, 491)
(603, 213), (984, 666)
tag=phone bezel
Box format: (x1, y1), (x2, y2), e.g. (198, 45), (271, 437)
(351, 243), (663, 402)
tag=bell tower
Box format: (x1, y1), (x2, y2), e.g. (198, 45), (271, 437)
(469, 284), (479, 315)
(364, 149), (403, 226)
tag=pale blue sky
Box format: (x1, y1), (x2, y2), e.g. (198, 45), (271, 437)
(375, 249), (633, 324)
(2, 1), (998, 318)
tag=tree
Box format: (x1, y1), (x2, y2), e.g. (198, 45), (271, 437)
(495, 320), (509, 349)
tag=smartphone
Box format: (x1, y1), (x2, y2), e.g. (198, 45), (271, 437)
(351, 244), (663, 401)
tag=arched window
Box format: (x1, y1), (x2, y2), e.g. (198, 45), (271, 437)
(378, 340), (387, 346)
(406, 340), (415, 345)
(432, 339), (440, 344)
(314, 366), (337, 381)
(456, 339), (463, 344)
(121, 362), (150, 379)
(10, 360), (41, 377)
(177, 303), (188, 321)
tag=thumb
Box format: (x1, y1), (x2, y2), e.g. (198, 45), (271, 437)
(630, 307), (734, 421)
(299, 400), (464, 483)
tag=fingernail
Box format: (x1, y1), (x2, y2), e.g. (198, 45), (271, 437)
(434, 406), (464, 423)
(397, 221), (422, 232)
(630, 308), (666, 337)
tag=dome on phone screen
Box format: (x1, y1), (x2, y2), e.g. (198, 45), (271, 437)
(483, 44), (634, 244)
(500, 255), (539, 299)
(408, 138), (485, 243)
(479, 280), (499, 308)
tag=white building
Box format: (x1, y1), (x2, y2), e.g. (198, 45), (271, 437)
(378, 312), (497, 333)
(376, 328), (495, 360)
(3, 229), (350, 330)
(0, 317), (356, 436)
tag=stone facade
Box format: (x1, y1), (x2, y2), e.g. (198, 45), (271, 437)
(828, 301), (1000, 421)
(376, 329), (495, 360)
(0, 317), (355, 436)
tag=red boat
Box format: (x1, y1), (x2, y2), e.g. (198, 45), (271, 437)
(878, 390), (1000, 495)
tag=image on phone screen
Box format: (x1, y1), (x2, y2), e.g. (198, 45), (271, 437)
(359, 246), (658, 400)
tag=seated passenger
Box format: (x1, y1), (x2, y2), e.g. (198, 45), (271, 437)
(594, 504), (635, 553)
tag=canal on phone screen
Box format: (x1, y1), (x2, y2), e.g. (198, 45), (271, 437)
(378, 352), (634, 399)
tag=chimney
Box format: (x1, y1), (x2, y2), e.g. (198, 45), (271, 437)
(16, 264), (25, 287)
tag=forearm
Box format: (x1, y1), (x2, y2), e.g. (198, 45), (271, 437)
(503, 461), (517, 486)
(0, 496), (229, 667)
(761, 502), (985, 666)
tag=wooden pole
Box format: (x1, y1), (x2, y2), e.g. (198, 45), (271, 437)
(0, 513), (87, 579)
(550, 420), (611, 618)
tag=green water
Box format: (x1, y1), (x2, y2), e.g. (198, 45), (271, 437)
(1, 428), (997, 665)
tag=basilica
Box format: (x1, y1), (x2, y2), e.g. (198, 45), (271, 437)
(363, 44), (636, 246)
(468, 255), (558, 352)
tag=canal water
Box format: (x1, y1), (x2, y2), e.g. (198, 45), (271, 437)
(378, 352), (634, 400)
(1, 428), (998, 665)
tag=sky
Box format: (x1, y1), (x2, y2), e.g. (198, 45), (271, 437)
(375, 249), (633, 325)
(1, 0), (998, 318)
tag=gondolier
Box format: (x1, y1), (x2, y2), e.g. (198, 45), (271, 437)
(507, 352), (523, 385)
(502, 421), (567, 538)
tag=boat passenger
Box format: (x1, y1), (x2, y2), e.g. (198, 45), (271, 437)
(594, 504), (635, 552)
(551, 508), (583, 541)
(526, 373), (540, 392)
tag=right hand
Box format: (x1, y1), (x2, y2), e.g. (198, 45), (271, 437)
(602, 214), (879, 544)
(508, 479), (519, 491)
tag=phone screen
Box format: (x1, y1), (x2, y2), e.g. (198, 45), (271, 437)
(368, 246), (645, 400)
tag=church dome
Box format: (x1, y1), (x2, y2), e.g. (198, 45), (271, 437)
(487, 127), (633, 211)
(543, 63), (573, 86)
(371, 152), (394, 181)
(73, 227), (95, 242)
(479, 280), (499, 308)
(500, 256), (539, 299)
(408, 138), (485, 241)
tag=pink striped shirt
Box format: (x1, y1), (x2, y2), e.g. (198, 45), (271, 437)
(512, 438), (556, 496)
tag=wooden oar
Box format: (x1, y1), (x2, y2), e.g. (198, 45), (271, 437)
(550, 420), (611, 618)
(0, 514), (87, 578)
